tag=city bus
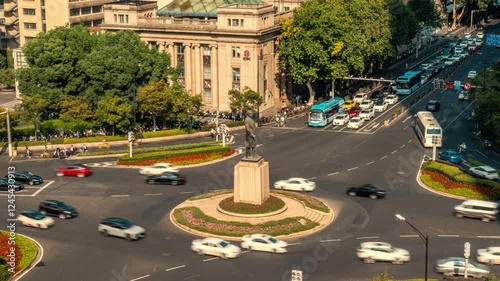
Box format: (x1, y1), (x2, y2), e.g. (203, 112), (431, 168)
(414, 111), (442, 147)
(395, 71), (422, 95)
(308, 97), (345, 127)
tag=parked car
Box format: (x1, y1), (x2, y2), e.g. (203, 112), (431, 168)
(98, 217), (146, 240)
(373, 101), (388, 112)
(384, 94), (398, 105)
(467, 70), (477, 79)
(357, 242), (410, 264)
(347, 117), (364, 129)
(347, 106), (362, 118)
(477, 247), (500, 265)
(458, 91), (469, 100)
(139, 163), (179, 175)
(435, 257), (490, 278)
(0, 178), (24, 192)
(359, 109), (375, 121)
(344, 100), (357, 111)
(241, 234), (288, 253)
(359, 100), (374, 110)
(39, 200), (78, 219)
(17, 210), (55, 229)
(454, 200), (499, 222)
(438, 150), (462, 164)
(426, 100), (440, 111)
(145, 172), (186, 185)
(56, 164), (92, 177)
(353, 93), (368, 104)
(333, 114), (350, 126)
(191, 237), (241, 259)
(468, 166), (499, 180)
(346, 184), (386, 199)
(6, 171), (43, 186)
(274, 178), (316, 192)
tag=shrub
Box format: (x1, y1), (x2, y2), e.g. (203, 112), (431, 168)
(118, 145), (230, 162)
(0, 231), (22, 274)
(0, 231), (36, 278)
(0, 139), (65, 149)
(141, 128), (188, 138)
(227, 121), (245, 128)
(79, 141), (218, 157)
(272, 190), (330, 213)
(117, 148), (234, 166)
(453, 174), (500, 188)
(421, 173), (491, 200)
(218, 196), (285, 214)
(422, 161), (463, 178)
(62, 135), (127, 144)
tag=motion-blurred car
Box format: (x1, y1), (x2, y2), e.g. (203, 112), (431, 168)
(0, 178), (24, 192)
(438, 150), (462, 164)
(145, 172), (186, 185)
(346, 184), (386, 199)
(426, 100), (440, 111)
(347, 117), (364, 129)
(454, 200), (499, 222)
(241, 234), (288, 253)
(373, 101), (388, 112)
(56, 164), (92, 177)
(98, 218), (146, 240)
(347, 106), (362, 118)
(39, 200), (78, 219)
(6, 171), (43, 186)
(458, 91), (469, 100)
(191, 237), (241, 259)
(353, 93), (368, 104)
(333, 114), (350, 126)
(356, 242), (410, 264)
(435, 257), (490, 278)
(344, 100), (357, 111)
(477, 247), (500, 265)
(139, 162), (180, 175)
(469, 166), (499, 180)
(17, 210), (55, 229)
(477, 32), (484, 39)
(467, 70), (477, 79)
(274, 178), (316, 192)
(97, 142), (110, 149)
(384, 95), (398, 105)
(359, 100), (374, 110)
(359, 109), (375, 121)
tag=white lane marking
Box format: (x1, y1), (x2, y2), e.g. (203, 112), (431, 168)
(494, 160), (500, 165)
(380, 156), (387, 160)
(443, 101), (475, 131)
(471, 149), (488, 157)
(356, 236), (379, 240)
(288, 242), (302, 246)
(327, 172), (339, 176)
(320, 239), (341, 242)
(400, 235), (419, 238)
(130, 275), (150, 281)
(402, 116), (412, 123)
(144, 193), (162, 196)
(203, 257), (219, 262)
(400, 145), (405, 149)
(408, 139), (413, 143)
(31, 181), (55, 197)
(111, 194), (129, 198)
(165, 265), (186, 272)
(477, 236), (500, 239)
(366, 161), (375, 165)
(347, 167), (358, 171)
(438, 235), (459, 237)
(391, 150), (397, 154)
(179, 191), (195, 194)
(307, 177), (317, 180)
(241, 250), (250, 254)
(403, 126), (408, 130)
(441, 118), (447, 124)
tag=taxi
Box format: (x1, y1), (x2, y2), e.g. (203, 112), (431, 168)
(344, 100), (357, 111)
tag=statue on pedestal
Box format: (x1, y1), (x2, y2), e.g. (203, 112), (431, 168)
(244, 110), (258, 159)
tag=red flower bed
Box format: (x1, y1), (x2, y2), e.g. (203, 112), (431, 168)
(119, 149), (235, 166)
(422, 170), (493, 197)
(0, 232), (22, 274)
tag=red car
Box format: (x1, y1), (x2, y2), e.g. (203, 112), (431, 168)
(347, 106), (362, 117)
(56, 165), (92, 177)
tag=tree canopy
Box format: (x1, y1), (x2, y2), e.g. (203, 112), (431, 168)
(228, 87), (263, 114)
(387, 0), (419, 47)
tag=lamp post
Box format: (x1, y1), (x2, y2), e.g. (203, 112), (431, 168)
(396, 214), (428, 281)
(0, 109), (13, 157)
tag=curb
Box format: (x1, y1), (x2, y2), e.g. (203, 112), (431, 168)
(415, 157), (467, 200)
(11, 234), (44, 281)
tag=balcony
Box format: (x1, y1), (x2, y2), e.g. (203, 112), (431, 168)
(69, 0), (114, 9)
(4, 3), (17, 13)
(136, 17), (218, 31)
(69, 13), (103, 24)
(5, 18), (18, 26)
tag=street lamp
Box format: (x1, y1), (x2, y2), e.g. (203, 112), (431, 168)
(0, 109), (13, 157)
(395, 214), (428, 281)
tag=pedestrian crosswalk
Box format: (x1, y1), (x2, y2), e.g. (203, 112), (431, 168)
(1, 99), (21, 109)
(85, 161), (115, 167)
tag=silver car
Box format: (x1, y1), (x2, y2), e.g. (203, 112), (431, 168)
(469, 166), (499, 180)
(436, 257), (490, 278)
(98, 217), (146, 240)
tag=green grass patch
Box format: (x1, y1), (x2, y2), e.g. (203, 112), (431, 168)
(0, 139), (64, 149)
(79, 141), (218, 157)
(218, 196), (285, 214)
(272, 190), (330, 213)
(173, 206), (318, 237)
(188, 189), (232, 201)
(421, 174), (491, 200)
(140, 128), (190, 138)
(0, 230), (38, 279)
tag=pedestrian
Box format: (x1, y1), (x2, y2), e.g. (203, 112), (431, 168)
(280, 116), (285, 127)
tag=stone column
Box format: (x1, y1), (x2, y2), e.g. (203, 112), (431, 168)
(210, 45), (218, 110)
(183, 43), (192, 90)
(193, 44), (201, 95)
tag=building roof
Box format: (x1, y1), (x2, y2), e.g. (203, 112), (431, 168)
(157, 0), (265, 18)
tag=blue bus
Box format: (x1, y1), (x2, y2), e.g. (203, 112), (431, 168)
(395, 71), (422, 95)
(308, 97), (345, 127)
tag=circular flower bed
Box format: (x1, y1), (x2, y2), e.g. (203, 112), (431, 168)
(218, 195), (285, 214)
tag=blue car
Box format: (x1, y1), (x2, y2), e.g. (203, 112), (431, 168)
(438, 150), (462, 164)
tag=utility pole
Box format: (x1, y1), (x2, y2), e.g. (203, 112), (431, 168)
(0, 109), (13, 156)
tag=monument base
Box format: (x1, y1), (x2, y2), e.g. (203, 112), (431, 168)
(234, 157), (270, 205)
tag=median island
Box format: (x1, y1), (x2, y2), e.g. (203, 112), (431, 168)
(0, 231), (39, 281)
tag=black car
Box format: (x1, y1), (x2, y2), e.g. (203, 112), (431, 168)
(426, 100), (441, 111)
(39, 200), (78, 219)
(6, 171), (43, 185)
(145, 172), (186, 185)
(369, 91), (384, 102)
(0, 178), (25, 192)
(346, 184), (386, 199)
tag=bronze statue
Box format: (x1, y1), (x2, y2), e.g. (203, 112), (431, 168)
(244, 110), (257, 158)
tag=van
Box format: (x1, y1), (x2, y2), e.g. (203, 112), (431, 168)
(453, 200), (499, 222)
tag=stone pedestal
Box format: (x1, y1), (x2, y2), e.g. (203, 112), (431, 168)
(234, 157), (270, 205)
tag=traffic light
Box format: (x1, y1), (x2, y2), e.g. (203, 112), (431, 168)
(128, 131), (134, 142)
(464, 242), (470, 258)
(291, 270), (302, 281)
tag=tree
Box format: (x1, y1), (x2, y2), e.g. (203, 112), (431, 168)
(387, 0), (419, 47)
(166, 87), (203, 131)
(59, 95), (93, 123)
(15, 94), (47, 137)
(0, 106), (19, 130)
(0, 52), (6, 69)
(0, 68), (15, 88)
(408, 0), (442, 29)
(95, 95), (132, 135)
(137, 80), (171, 131)
(473, 63), (500, 148)
(228, 87), (263, 114)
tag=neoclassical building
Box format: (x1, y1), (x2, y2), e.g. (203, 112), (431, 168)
(100, 0), (298, 115)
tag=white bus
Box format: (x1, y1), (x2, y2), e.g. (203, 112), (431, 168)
(414, 111), (442, 148)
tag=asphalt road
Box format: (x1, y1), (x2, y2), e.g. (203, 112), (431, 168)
(1, 26), (500, 281)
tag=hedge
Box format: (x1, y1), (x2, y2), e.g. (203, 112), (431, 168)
(422, 161), (500, 188)
(80, 141), (218, 157)
(421, 174), (491, 200)
(118, 145), (230, 163)
(0, 231), (38, 280)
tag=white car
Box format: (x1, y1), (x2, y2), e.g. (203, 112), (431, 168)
(384, 94), (398, 105)
(191, 237), (241, 259)
(477, 247), (500, 265)
(359, 108), (375, 120)
(373, 101), (388, 112)
(347, 117), (364, 129)
(421, 75), (428, 84)
(445, 58), (455, 66)
(241, 234), (288, 253)
(451, 55), (461, 62)
(274, 177), (316, 192)
(98, 218), (146, 240)
(469, 166), (499, 180)
(467, 70), (477, 79)
(356, 242), (410, 264)
(359, 100), (374, 109)
(464, 32), (471, 39)
(476, 38), (483, 46)
(459, 41), (469, 48)
(17, 210), (55, 229)
(139, 163), (179, 175)
(333, 114), (350, 126)
(458, 91), (469, 100)
(477, 32), (484, 39)
(436, 257), (490, 278)
(353, 93), (368, 104)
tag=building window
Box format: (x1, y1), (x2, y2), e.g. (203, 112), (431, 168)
(42, 23), (46, 32)
(232, 46), (240, 58)
(204, 89), (212, 104)
(203, 67), (211, 80)
(119, 14), (125, 23)
(83, 21), (92, 27)
(232, 67), (240, 90)
(284, 6), (290, 11)
(24, 23), (36, 29)
(240, 19), (244, 27)
(176, 44), (185, 77)
(70, 8), (79, 16)
(23, 9), (36, 15)
(125, 15), (129, 23)
(263, 65), (267, 103)
(92, 6), (102, 13)
(81, 7), (91, 15)
(203, 46), (211, 66)
(15, 52), (24, 67)
(93, 19), (102, 26)
(232, 19), (239, 26)
(227, 19), (231, 26)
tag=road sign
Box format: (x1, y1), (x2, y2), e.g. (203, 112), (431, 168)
(464, 82), (472, 90)
(445, 82), (453, 89)
(454, 81), (461, 90)
(486, 34), (500, 46)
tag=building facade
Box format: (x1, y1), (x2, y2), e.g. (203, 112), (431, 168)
(101, 0), (296, 114)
